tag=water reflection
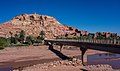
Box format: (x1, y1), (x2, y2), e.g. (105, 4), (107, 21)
(0, 67), (13, 71)
(99, 53), (116, 57)
(88, 53), (120, 69)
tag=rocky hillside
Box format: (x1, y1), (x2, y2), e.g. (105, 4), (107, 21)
(0, 13), (118, 39)
(0, 13), (88, 39)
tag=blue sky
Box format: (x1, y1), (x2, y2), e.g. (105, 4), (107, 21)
(0, 0), (120, 34)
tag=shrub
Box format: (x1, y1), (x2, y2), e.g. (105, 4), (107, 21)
(14, 34), (19, 43)
(39, 31), (45, 40)
(26, 36), (33, 45)
(19, 30), (25, 43)
(0, 37), (10, 49)
(10, 37), (17, 44)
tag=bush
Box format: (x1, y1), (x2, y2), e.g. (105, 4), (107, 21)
(0, 41), (6, 49)
(39, 31), (45, 40)
(96, 35), (105, 39)
(19, 30), (25, 43)
(10, 37), (17, 44)
(37, 36), (44, 40)
(35, 39), (43, 43)
(0, 37), (10, 49)
(26, 36), (33, 45)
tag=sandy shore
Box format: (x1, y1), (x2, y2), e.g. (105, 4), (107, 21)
(0, 45), (111, 70)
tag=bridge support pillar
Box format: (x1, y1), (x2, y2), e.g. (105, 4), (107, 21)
(60, 45), (63, 52)
(48, 42), (53, 50)
(80, 47), (88, 65)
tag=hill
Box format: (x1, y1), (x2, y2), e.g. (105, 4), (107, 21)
(0, 13), (119, 39)
(0, 13), (88, 39)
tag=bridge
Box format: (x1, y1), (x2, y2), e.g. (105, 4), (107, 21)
(44, 39), (120, 65)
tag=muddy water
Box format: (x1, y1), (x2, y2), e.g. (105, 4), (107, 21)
(87, 53), (120, 69)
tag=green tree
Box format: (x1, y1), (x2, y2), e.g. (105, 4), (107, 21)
(36, 36), (43, 43)
(0, 37), (10, 49)
(96, 35), (105, 39)
(36, 31), (45, 44)
(86, 34), (93, 39)
(14, 34), (19, 44)
(26, 36), (33, 45)
(10, 37), (16, 44)
(39, 31), (45, 39)
(19, 30), (25, 43)
(8, 32), (16, 44)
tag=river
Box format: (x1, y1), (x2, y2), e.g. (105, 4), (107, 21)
(86, 53), (120, 69)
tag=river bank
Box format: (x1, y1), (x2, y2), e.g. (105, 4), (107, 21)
(14, 58), (115, 71)
(0, 45), (119, 71)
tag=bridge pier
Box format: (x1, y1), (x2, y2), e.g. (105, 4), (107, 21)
(48, 42), (53, 50)
(80, 47), (88, 65)
(60, 45), (63, 52)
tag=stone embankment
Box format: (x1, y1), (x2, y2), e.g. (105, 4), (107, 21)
(13, 58), (116, 71)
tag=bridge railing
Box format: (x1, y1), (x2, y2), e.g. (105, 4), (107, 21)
(54, 39), (120, 45)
